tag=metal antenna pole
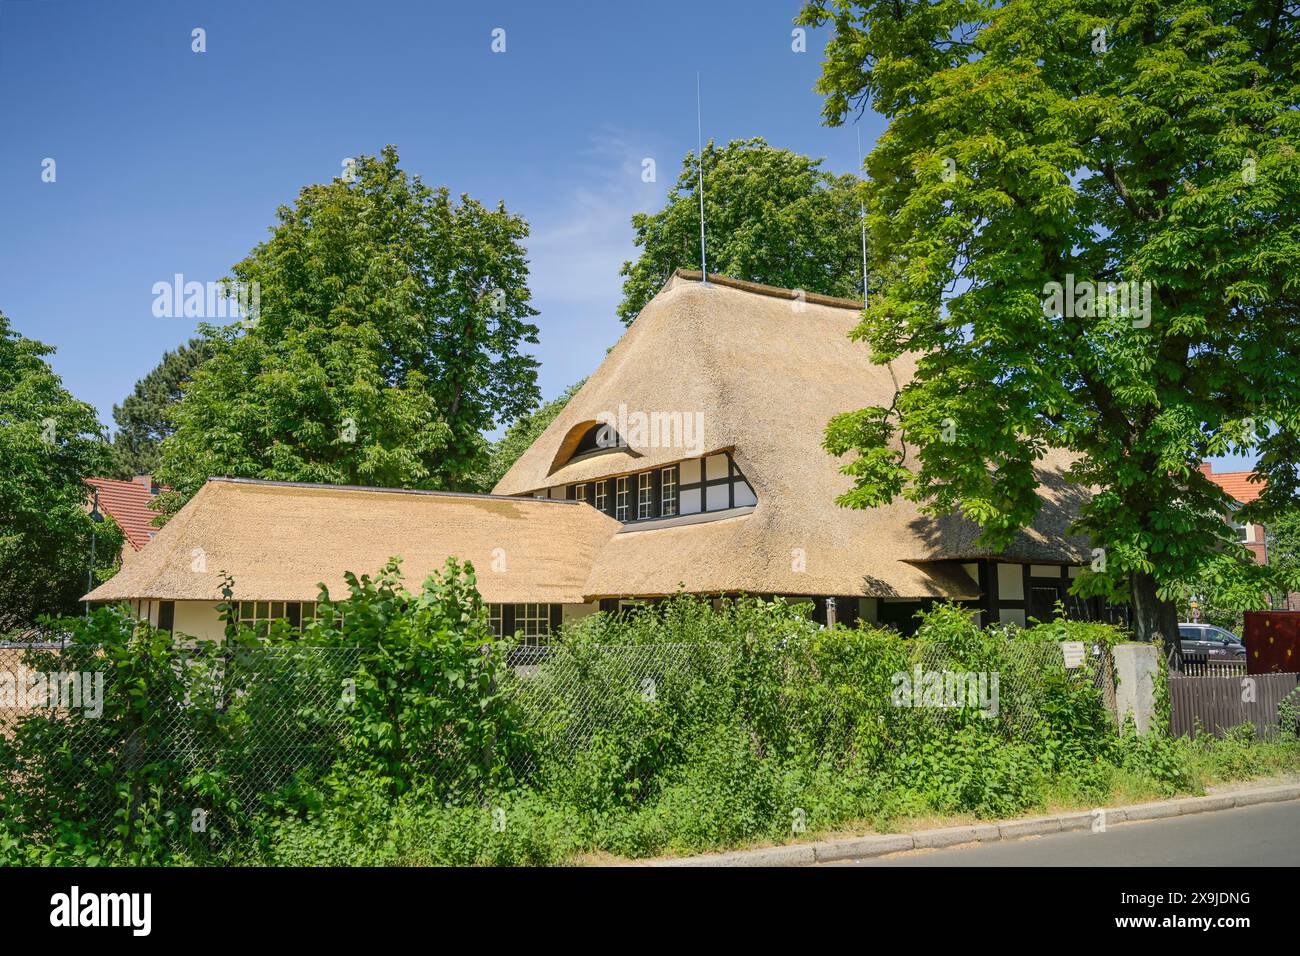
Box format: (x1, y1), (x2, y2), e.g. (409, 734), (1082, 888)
(697, 72), (708, 283)
(857, 127), (868, 307)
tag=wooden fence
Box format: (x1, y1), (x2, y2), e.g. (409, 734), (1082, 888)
(1169, 671), (1300, 739)
(1175, 654), (1247, 678)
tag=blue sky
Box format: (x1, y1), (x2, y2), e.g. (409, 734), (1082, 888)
(0, 0), (1254, 470)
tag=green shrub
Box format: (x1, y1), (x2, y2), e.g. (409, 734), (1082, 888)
(1114, 728), (1197, 796)
(0, 608), (259, 864)
(890, 725), (1044, 817)
(13, 585), (1298, 867)
(257, 779), (587, 867)
(303, 557), (526, 799)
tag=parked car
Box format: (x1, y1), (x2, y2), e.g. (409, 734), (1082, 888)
(1177, 623), (1246, 659)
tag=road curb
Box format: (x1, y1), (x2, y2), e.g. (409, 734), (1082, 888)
(646, 781), (1300, 867)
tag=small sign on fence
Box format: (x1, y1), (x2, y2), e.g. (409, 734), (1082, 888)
(1061, 641), (1086, 669)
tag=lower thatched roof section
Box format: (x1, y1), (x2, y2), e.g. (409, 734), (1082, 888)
(583, 511), (982, 600)
(84, 478), (620, 605)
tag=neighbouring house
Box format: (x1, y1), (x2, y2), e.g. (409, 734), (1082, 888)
(1199, 461), (1300, 611)
(85, 475), (164, 562)
(84, 271), (1110, 640)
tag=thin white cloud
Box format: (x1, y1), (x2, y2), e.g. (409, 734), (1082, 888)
(525, 125), (667, 310)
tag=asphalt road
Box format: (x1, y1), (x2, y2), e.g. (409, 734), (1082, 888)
(831, 799), (1300, 866)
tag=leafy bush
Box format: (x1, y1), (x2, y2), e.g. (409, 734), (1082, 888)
(256, 778), (586, 867)
(301, 557), (525, 800)
(9, 580), (1300, 867)
(1113, 727), (1198, 796)
(0, 609), (255, 864)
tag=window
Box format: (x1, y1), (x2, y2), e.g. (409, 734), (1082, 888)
(158, 600), (175, 632)
(615, 476), (630, 520)
(1208, 626), (1242, 645)
(661, 466), (678, 517)
(513, 603), (551, 646)
(595, 480), (608, 512)
(237, 601), (317, 635)
(569, 422), (627, 458)
(1232, 519), (1253, 543)
(574, 483), (587, 505)
(637, 472), (654, 519)
(487, 603), (504, 637)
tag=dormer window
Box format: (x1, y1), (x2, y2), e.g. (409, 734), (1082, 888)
(571, 422), (629, 461)
(548, 419), (642, 475)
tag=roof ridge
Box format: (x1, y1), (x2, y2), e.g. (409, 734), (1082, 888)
(207, 476), (583, 504)
(669, 269), (864, 310)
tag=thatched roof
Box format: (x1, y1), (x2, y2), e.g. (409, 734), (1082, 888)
(86, 272), (1090, 608)
(499, 271), (1089, 600)
(84, 478), (619, 604)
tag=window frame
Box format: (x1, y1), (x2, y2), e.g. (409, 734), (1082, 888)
(660, 465), (679, 517)
(637, 472), (654, 519)
(512, 603), (551, 646)
(615, 476), (630, 521)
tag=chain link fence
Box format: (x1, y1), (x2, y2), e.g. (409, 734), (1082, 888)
(1, 636), (1116, 852)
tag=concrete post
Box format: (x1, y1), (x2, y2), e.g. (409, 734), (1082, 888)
(1113, 643), (1160, 735)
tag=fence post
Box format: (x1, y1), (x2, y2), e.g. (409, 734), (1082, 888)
(1113, 643), (1160, 735)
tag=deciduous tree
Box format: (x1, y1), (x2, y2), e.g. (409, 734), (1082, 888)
(617, 138), (866, 323)
(157, 147), (541, 507)
(803, 0), (1300, 641)
(0, 313), (122, 629)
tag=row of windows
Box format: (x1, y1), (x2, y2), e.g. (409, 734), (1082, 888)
(236, 601), (323, 634)
(554, 457), (756, 522)
(570, 466), (681, 522)
(570, 465), (680, 522)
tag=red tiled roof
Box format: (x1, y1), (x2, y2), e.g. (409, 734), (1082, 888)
(1199, 463), (1265, 503)
(85, 477), (165, 551)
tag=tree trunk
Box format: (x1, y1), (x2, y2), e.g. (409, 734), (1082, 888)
(1130, 570), (1182, 669)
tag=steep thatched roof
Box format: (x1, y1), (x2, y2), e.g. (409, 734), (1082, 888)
(499, 271), (1089, 600)
(84, 478), (619, 604)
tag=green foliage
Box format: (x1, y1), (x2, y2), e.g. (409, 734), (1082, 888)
(156, 146), (540, 510)
(894, 727), (1044, 818)
(617, 138), (866, 324)
(7, 587), (1300, 866)
(108, 338), (215, 479)
(0, 312), (123, 630)
(302, 557), (525, 798)
(1114, 729), (1197, 796)
(800, 0), (1300, 638)
(256, 779), (585, 867)
(1268, 509), (1300, 568)
(0, 609), (247, 864)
